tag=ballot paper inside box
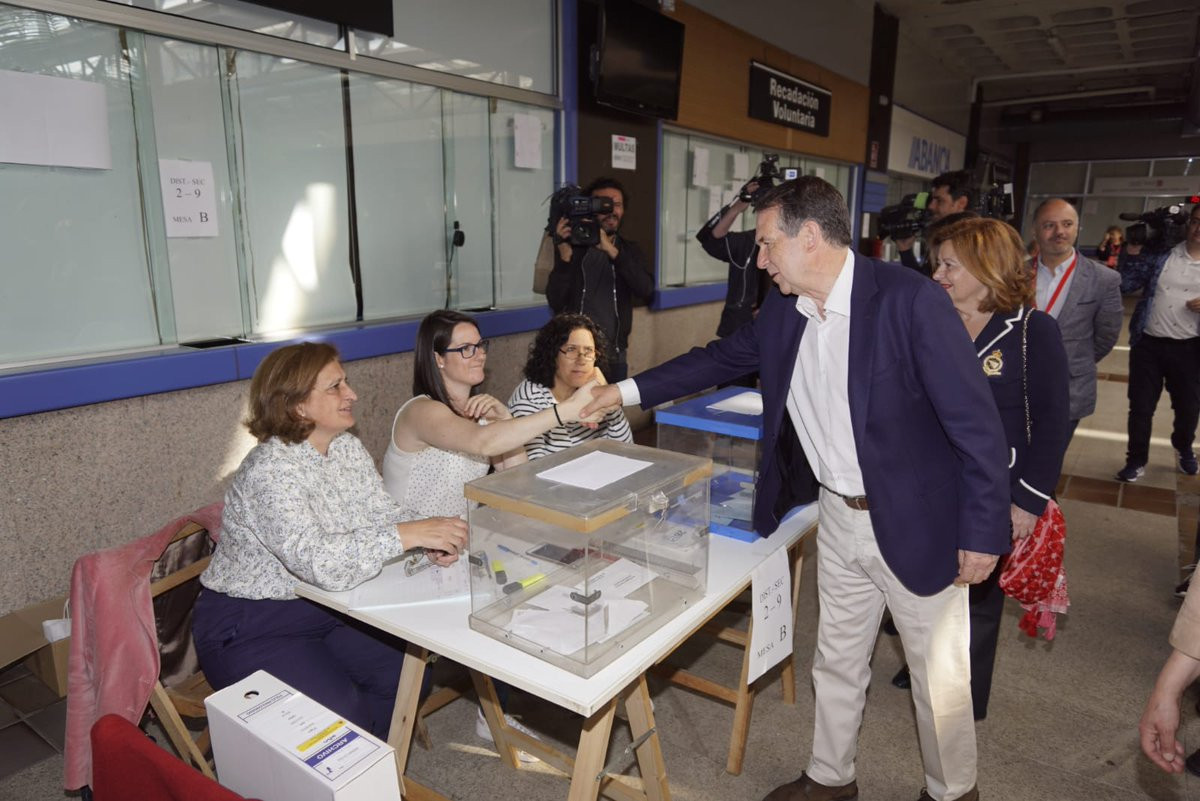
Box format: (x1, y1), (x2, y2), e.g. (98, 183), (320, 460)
(205, 670), (401, 801)
(655, 387), (763, 542)
(464, 440), (711, 677)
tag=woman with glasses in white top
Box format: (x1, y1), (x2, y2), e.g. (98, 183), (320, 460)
(381, 309), (597, 759)
(507, 313), (632, 459)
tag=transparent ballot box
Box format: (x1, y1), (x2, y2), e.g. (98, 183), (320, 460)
(464, 440), (712, 677)
(655, 386), (762, 542)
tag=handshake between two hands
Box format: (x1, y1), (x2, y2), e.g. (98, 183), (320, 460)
(570, 381), (624, 427)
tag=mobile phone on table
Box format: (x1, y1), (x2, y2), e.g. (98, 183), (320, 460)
(527, 543), (585, 565)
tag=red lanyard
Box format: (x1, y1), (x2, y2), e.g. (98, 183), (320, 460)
(1037, 253), (1077, 314)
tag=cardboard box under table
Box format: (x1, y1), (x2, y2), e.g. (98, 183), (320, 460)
(464, 439), (712, 678)
(655, 387), (763, 542)
(206, 669), (402, 801)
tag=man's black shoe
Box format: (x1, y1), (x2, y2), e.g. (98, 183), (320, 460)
(892, 665), (911, 689)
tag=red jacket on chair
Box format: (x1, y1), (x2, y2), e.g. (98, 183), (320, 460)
(91, 713), (254, 801)
(64, 504), (223, 791)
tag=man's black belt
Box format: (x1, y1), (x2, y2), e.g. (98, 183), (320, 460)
(822, 484), (869, 511)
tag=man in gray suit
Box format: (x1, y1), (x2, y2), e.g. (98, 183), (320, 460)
(1032, 198), (1123, 437)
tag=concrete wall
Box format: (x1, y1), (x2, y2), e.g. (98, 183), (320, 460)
(0, 301), (722, 616)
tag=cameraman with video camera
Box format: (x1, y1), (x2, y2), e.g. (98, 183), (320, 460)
(891, 169), (975, 276)
(1115, 203), (1200, 484)
(547, 177), (653, 381)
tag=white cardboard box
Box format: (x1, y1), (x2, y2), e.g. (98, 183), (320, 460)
(205, 670), (402, 801)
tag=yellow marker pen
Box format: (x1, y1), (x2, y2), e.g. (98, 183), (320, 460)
(503, 573), (546, 594)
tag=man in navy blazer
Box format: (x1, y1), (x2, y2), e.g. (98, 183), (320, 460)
(584, 178), (1009, 801)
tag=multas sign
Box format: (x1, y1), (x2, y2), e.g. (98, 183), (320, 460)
(747, 61), (831, 137)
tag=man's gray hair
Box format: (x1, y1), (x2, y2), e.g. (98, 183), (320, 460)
(752, 176), (852, 247)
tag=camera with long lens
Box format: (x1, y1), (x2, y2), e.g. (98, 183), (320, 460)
(738, 154), (800, 204)
(1120, 204), (1189, 252)
(547, 184), (614, 247)
(877, 192), (931, 240)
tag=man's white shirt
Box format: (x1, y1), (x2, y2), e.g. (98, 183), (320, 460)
(786, 248), (864, 497)
(1035, 249), (1079, 317)
(617, 248), (864, 496)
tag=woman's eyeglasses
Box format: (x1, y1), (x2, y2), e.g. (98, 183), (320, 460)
(559, 345), (596, 360)
(442, 339), (489, 358)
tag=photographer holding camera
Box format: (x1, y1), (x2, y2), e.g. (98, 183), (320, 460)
(1115, 203), (1200, 483)
(695, 181), (765, 388)
(698, 174), (772, 333)
(892, 170), (975, 276)
(547, 177), (653, 381)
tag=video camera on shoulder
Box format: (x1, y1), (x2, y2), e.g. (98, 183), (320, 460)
(978, 183), (1015, 220)
(547, 184), (614, 247)
(877, 192), (931, 240)
(1120, 204), (1188, 252)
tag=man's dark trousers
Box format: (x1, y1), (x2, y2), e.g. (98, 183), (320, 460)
(1126, 334), (1200, 465)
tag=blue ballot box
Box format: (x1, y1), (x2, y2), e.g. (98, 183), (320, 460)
(655, 386), (762, 542)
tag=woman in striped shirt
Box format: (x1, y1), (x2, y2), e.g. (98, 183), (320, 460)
(508, 313), (633, 459)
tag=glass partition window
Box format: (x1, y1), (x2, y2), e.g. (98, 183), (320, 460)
(144, 35), (244, 342)
(351, 75), (447, 318)
(659, 130), (855, 288)
(1024, 157), (1199, 247)
(355, 0), (555, 94)
(491, 100), (556, 307)
(231, 52), (357, 333)
(0, 4), (557, 368)
(0, 11), (160, 364)
(109, 0), (341, 47)
(1152, 158), (1198, 177)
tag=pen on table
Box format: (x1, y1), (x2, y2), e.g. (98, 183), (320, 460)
(495, 543), (538, 566)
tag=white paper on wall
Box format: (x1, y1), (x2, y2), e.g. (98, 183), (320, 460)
(159, 159), (219, 238)
(732, 153), (750, 182)
(513, 113), (542, 169)
(691, 147), (709, 187)
(0, 70), (111, 170)
(612, 134), (637, 170)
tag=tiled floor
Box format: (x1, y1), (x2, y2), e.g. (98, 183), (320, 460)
(1057, 472), (1179, 516)
(0, 664), (65, 782)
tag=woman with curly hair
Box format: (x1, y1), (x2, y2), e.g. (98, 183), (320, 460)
(508, 313), (632, 459)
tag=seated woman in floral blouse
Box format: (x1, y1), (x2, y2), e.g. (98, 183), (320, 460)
(192, 342), (466, 738)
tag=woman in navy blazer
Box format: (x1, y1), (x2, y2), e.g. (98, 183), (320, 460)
(925, 216), (1072, 719)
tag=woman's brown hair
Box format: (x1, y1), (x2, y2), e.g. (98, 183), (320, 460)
(928, 217), (1034, 314)
(246, 342), (340, 443)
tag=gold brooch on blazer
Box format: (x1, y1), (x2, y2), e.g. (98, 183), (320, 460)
(982, 349), (1004, 377)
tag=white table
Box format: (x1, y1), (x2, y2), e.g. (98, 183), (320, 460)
(295, 504), (817, 801)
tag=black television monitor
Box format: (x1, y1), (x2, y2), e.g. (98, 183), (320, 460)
(591, 0), (684, 120)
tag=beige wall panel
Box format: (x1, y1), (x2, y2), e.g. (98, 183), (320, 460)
(0, 325), (630, 615)
(670, 3), (868, 164)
